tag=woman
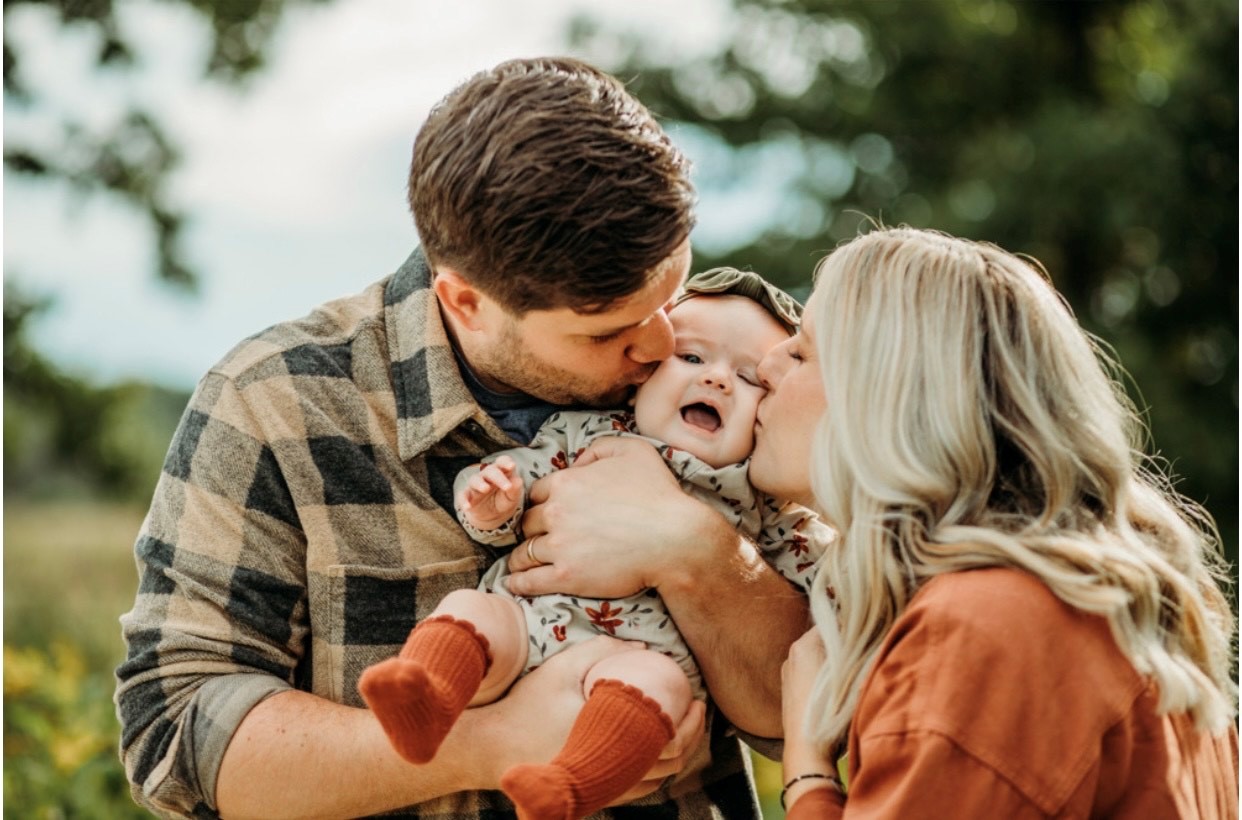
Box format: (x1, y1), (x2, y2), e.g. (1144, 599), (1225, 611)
(750, 227), (1237, 817)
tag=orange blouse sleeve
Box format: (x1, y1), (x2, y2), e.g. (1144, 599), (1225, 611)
(785, 786), (843, 819)
(783, 570), (1237, 817)
(789, 569), (1163, 817)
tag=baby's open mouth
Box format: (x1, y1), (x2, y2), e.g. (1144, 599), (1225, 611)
(681, 402), (721, 433)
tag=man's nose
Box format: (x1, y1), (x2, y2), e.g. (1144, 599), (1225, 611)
(625, 310), (675, 364)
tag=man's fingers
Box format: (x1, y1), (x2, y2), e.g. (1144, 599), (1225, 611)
(611, 699), (707, 805)
(507, 533), (554, 573)
(527, 472), (554, 506)
(611, 777), (663, 805)
(518, 498), (548, 538)
(503, 563), (562, 596)
(659, 698), (706, 761)
(584, 436), (645, 461)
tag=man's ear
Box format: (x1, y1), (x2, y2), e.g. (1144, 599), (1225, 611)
(432, 269), (488, 331)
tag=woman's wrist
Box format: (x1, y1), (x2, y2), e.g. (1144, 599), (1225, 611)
(781, 741), (827, 783)
(780, 771), (843, 810)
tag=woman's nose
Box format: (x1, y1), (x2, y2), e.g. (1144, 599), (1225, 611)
(625, 309), (675, 364)
(756, 341), (788, 389)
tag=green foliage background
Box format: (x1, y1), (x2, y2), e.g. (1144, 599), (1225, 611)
(572, 0), (1238, 566)
(3, 0), (1236, 817)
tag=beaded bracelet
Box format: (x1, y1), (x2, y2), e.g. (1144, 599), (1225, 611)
(779, 772), (842, 811)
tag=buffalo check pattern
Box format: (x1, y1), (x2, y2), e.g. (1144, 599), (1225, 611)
(114, 248), (762, 819)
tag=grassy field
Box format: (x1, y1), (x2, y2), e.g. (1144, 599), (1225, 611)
(3, 499), (788, 818)
(4, 501), (145, 669)
(4, 499), (150, 818)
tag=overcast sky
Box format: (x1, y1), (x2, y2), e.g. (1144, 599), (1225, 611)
(5, 0), (793, 391)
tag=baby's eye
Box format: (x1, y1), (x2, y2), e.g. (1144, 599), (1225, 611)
(738, 369), (761, 387)
(680, 353), (703, 364)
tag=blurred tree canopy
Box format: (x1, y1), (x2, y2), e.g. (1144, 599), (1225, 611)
(4, 285), (190, 500)
(4, 0), (327, 501)
(4, 0), (329, 291)
(4, 0), (1236, 559)
(574, 0), (1238, 564)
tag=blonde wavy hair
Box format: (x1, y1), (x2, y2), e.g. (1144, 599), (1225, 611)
(804, 227), (1236, 754)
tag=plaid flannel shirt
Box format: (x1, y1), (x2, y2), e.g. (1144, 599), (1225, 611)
(115, 248), (762, 819)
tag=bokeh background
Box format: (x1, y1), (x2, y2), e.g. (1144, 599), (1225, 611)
(4, 0), (1236, 816)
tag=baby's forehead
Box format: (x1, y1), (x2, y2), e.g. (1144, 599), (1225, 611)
(670, 293), (791, 334)
(669, 295), (792, 357)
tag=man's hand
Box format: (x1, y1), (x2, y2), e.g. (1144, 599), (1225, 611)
(457, 456), (523, 531)
(614, 697), (707, 804)
(469, 635), (706, 793)
(216, 638), (705, 819)
(506, 437), (712, 598)
(507, 434), (807, 739)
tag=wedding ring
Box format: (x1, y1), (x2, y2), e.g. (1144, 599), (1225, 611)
(526, 535), (545, 567)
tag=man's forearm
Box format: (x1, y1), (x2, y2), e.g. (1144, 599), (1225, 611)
(215, 690), (495, 819)
(658, 524), (810, 738)
(214, 636), (635, 818)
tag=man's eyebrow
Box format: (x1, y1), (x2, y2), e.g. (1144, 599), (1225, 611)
(584, 318), (642, 338)
(587, 301), (677, 337)
(586, 270), (687, 337)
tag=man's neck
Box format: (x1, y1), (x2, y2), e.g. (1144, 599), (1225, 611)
(437, 302), (519, 395)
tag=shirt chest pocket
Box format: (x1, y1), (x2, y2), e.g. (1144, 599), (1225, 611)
(310, 556), (485, 706)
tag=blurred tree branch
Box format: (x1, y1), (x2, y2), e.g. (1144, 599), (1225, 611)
(4, 0), (326, 501)
(4, 0), (330, 290)
(4, 283), (192, 500)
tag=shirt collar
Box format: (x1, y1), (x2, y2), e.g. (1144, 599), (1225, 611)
(384, 247), (505, 460)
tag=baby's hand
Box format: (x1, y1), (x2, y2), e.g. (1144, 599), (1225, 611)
(457, 456), (523, 531)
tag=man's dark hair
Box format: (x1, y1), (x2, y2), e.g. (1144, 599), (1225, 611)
(408, 56), (696, 315)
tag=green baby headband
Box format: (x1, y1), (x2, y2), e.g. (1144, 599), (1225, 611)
(674, 266), (803, 334)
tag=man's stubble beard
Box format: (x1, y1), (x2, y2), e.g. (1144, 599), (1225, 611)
(475, 321), (648, 408)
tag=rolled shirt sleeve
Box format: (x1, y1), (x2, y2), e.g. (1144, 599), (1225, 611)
(115, 370), (308, 817)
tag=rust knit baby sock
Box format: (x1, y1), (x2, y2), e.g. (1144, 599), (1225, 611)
(499, 678), (676, 820)
(358, 614), (492, 764)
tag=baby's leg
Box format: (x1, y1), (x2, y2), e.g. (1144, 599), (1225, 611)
(359, 589), (528, 764)
(501, 649), (693, 820)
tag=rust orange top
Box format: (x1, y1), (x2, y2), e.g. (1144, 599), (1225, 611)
(787, 568), (1237, 818)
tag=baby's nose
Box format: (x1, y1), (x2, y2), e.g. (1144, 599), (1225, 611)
(702, 369), (731, 391)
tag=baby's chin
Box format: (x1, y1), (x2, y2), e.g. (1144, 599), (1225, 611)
(663, 430), (749, 469)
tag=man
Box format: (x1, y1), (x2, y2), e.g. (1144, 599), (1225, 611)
(116, 57), (808, 818)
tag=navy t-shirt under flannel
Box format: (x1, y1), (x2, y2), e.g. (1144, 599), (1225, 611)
(452, 346), (560, 446)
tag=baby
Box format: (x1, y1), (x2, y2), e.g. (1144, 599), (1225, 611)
(360, 269), (832, 820)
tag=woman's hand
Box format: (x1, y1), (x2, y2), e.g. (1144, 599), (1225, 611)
(781, 627), (832, 782)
